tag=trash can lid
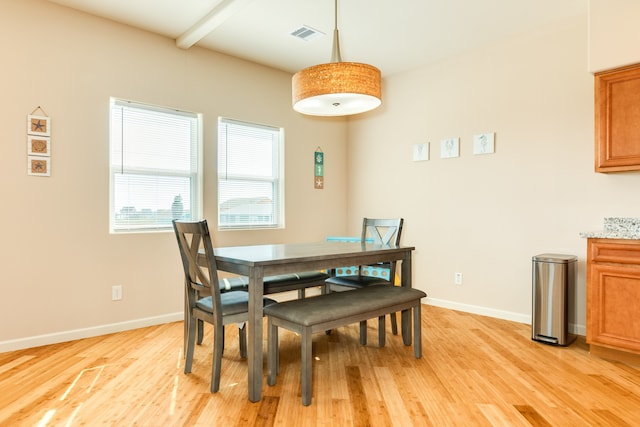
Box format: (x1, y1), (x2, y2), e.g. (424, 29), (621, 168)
(532, 253), (577, 263)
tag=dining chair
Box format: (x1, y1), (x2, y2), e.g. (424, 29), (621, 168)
(325, 218), (404, 339)
(173, 219), (276, 393)
(195, 270), (329, 346)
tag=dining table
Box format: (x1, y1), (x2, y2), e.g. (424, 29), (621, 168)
(210, 240), (415, 402)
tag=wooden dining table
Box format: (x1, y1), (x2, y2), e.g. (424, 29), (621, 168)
(211, 240), (415, 402)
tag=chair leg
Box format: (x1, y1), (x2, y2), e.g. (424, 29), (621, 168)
(359, 320), (367, 345)
(238, 323), (247, 359)
(183, 285), (189, 355)
(211, 324), (224, 393)
(267, 318), (278, 386)
(390, 312), (398, 335)
(401, 309), (411, 345)
(413, 303), (422, 359)
(184, 315), (197, 374)
(378, 315), (386, 347)
(197, 319), (204, 344)
(301, 326), (313, 406)
(323, 285), (333, 335)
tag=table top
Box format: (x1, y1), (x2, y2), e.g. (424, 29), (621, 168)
(213, 241), (414, 267)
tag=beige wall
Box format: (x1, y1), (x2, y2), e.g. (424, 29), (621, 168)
(0, 0), (348, 350)
(347, 12), (640, 333)
(4, 1), (640, 351)
(588, 0), (640, 72)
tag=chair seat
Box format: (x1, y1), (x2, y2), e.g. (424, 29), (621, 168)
(325, 275), (389, 288)
(220, 271), (330, 294)
(196, 291), (277, 316)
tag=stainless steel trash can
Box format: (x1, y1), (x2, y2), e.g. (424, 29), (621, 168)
(532, 253), (577, 346)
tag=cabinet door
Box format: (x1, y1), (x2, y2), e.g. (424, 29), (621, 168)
(595, 63), (640, 172)
(588, 262), (640, 352)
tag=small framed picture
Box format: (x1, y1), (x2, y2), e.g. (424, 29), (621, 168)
(27, 114), (50, 136)
(27, 156), (50, 176)
(413, 143), (429, 161)
(440, 138), (460, 159)
(473, 132), (495, 155)
(27, 135), (51, 156)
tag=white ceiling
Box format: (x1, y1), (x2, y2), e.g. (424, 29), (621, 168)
(46, 0), (587, 77)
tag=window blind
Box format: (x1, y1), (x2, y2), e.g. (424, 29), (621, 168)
(110, 98), (202, 232)
(217, 117), (283, 230)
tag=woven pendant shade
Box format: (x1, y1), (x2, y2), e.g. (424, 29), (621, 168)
(291, 0), (382, 116)
(292, 62), (381, 116)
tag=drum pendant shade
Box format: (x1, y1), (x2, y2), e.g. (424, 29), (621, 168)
(291, 0), (382, 116)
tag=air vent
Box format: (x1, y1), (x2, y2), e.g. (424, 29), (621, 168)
(290, 25), (325, 41)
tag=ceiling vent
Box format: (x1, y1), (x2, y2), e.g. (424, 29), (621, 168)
(290, 25), (325, 42)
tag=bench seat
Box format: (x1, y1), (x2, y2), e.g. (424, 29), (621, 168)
(264, 285), (426, 405)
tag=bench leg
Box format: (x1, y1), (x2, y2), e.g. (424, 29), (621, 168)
(402, 309), (412, 346)
(359, 320), (367, 345)
(267, 318), (278, 386)
(301, 326), (313, 406)
(414, 303), (422, 358)
(390, 312), (398, 335)
(378, 316), (386, 347)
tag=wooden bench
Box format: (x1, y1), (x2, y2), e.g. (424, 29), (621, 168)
(263, 285), (427, 406)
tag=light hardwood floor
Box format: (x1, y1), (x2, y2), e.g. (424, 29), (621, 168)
(1, 305), (639, 426)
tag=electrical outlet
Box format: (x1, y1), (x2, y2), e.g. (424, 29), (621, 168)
(112, 285), (123, 301)
(454, 272), (463, 285)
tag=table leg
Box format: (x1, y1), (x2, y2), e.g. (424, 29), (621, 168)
(401, 254), (412, 345)
(247, 267), (264, 402)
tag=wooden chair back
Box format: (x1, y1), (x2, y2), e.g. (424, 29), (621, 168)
(360, 217), (403, 280)
(173, 220), (222, 323)
(328, 218), (404, 280)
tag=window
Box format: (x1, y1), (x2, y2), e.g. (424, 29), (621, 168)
(217, 118), (284, 230)
(109, 98), (202, 233)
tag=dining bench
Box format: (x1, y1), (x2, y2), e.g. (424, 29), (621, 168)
(264, 285), (426, 406)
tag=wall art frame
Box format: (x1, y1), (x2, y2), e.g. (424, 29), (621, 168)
(27, 135), (51, 157)
(27, 114), (50, 136)
(440, 137), (460, 159)
(27, 156), (50, 177)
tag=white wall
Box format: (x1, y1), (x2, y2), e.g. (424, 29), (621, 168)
(347, 12), (640, 333)
(0, 0), (349, 351)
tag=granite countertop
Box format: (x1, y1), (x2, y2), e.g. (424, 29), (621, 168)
(580, 217), (640, 240)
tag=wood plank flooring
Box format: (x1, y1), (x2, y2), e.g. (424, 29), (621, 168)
(1, 305), (639, 426)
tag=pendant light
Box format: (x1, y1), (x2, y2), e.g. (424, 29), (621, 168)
(292, 0), (382, 116)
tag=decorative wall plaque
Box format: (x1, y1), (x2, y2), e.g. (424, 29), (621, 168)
(314, 147), (324, 189)
(27, 107), (51, 177)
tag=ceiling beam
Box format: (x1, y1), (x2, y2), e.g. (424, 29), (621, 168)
(176, 0), (255, 49)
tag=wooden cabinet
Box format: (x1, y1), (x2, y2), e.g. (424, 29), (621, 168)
(594, 63), (640, 172)
(587, 238), (640, 363)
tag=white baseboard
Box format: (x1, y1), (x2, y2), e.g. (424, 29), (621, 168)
(425, 297), (586, 336)
(1, 297), (589, 354)
(426, 297), (531, 324)
(569, 323), (586, 336)
(0, 312), (183, 354)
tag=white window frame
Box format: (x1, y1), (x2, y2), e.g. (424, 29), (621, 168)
(109, 98), (203, 233)
(217, 117), (284, 230)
